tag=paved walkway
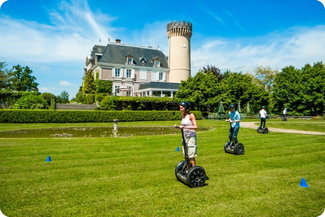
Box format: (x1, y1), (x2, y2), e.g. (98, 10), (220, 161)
(240, 122), (325, 135)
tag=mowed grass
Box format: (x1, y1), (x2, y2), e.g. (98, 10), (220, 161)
(265, 120), (325, 133)
(0, 120), (324, 217)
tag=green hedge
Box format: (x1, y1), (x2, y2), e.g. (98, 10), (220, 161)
(0, 110), (202, 123)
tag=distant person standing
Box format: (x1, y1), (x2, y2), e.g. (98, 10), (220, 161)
(259, 106), (268, 128)
(283, 108), (287, 117)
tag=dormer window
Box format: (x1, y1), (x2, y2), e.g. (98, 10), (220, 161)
(153, 57), (161, 68)
(125, 54), (134, 65)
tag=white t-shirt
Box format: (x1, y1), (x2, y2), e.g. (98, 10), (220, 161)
(259, 109), (267, 118)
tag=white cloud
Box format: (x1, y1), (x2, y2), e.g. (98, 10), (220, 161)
(38, 87), (57, 92)
(59, 81), (73, 86)
(0, 0), (117, 63)
(191, 25), (325, 74)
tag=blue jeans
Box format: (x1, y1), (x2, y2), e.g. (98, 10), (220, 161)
(229, 126), (240, 143)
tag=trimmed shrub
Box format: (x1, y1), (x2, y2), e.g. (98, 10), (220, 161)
(13, 95), (48, 109)
(0, 110), (202, 123)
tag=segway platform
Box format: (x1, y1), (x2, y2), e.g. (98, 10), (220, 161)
(224, 140), (244, 155)
(174, 127), (208, 188)
(257, 127), (269, 134)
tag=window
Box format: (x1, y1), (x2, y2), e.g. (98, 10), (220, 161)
(140, 70), (147, 79)
(126, 69), (131, 78)
(159, 72), (164, 80)
(114, 86), (120, 94)
(115, 68), (120, 77)
(125, 54), (134, 65)
(126, 86), (132, 96)
(154, 60), (160, 67)
(152, 71), (157, 81)
(127, 57), (133, 65)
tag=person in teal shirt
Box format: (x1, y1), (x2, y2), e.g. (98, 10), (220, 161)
(226, 104), (241, 144)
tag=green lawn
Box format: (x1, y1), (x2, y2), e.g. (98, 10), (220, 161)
(0, 120), (324, 217)
(265, 120), (325, 132)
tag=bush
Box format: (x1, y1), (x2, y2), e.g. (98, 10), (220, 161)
(13, 95), (48, 109)
(41, 92), (56, 105)
(0, 110), (202, 123)
(85, 94), (95, 104)
(0, 91), (39, 108)
(100, 96), (117, 110)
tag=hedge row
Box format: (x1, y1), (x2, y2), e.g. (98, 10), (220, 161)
(0, 110), (203, 123)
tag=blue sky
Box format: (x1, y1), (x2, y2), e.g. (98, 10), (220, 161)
(0, 0), (324, 99)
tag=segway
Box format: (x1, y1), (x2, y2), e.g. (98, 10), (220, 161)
(224, 119), (244, 155)
(257, 126), (269, 134)
(282, 116), (287, 121)
(224, 138), (245, 155)
(174, 127), (208, 188)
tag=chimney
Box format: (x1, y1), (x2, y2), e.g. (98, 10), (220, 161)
(115, 39), (121, 43)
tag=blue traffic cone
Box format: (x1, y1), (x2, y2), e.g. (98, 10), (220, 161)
(176, 147), (180, 151)
(299, 178), (309, 188)
(46, 156), (51, 162)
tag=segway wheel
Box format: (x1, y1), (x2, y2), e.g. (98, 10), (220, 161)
(263, 128), (269, 134)
(234, 143), (244, 155)
(257, 127), (261, 133)
(282, 117), (287, 121)
(175, 160), (187, 180)
(224, 141), (231, 152)
(186, 166), (206, 188)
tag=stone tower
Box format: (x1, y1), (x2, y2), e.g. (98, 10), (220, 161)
(167, 21), (192, 83)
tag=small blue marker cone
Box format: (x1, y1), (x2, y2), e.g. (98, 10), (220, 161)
(176, 147), (180, 151)
(46, 156), (51, 162)
(299, 178), (308, 188)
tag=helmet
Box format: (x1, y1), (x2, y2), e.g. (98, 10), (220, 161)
(228, 104), (236, 109)
(179, 101), (190, 111)
(262, 106), (266, 109)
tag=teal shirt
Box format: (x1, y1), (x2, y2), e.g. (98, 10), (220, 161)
(229, 111), (241, 128)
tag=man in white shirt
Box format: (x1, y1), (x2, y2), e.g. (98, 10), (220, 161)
(259, 106), (268, 128)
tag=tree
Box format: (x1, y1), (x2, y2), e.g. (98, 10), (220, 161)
(254, 66), (278, 92)
(272, 62), (325, 116)
(174, 67), (270, 113)
(300, 62), (325, 116)
(202, 65), (224, 81)
(174, 71), (221, 111)
(57, 91), (69, 103)
(218, 72), (270, 113)
(7, 65), (38, 91)
(82, 70), (96, 94)
(0, 62), (10, 90)
(95, 80), (112, 94)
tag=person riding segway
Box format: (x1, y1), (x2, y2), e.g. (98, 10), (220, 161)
(174, 101), (208, 188)
(257, 106), (269, 133)
(282, 108), (287, 121)
(224, 104), (244, 155)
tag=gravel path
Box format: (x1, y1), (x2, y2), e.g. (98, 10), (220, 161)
(240, 122), (325, 135)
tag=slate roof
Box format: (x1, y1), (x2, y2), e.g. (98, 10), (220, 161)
(91, 43), (168, 69)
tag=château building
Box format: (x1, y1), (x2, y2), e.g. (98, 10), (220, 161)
(84, 21), (192, 98)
